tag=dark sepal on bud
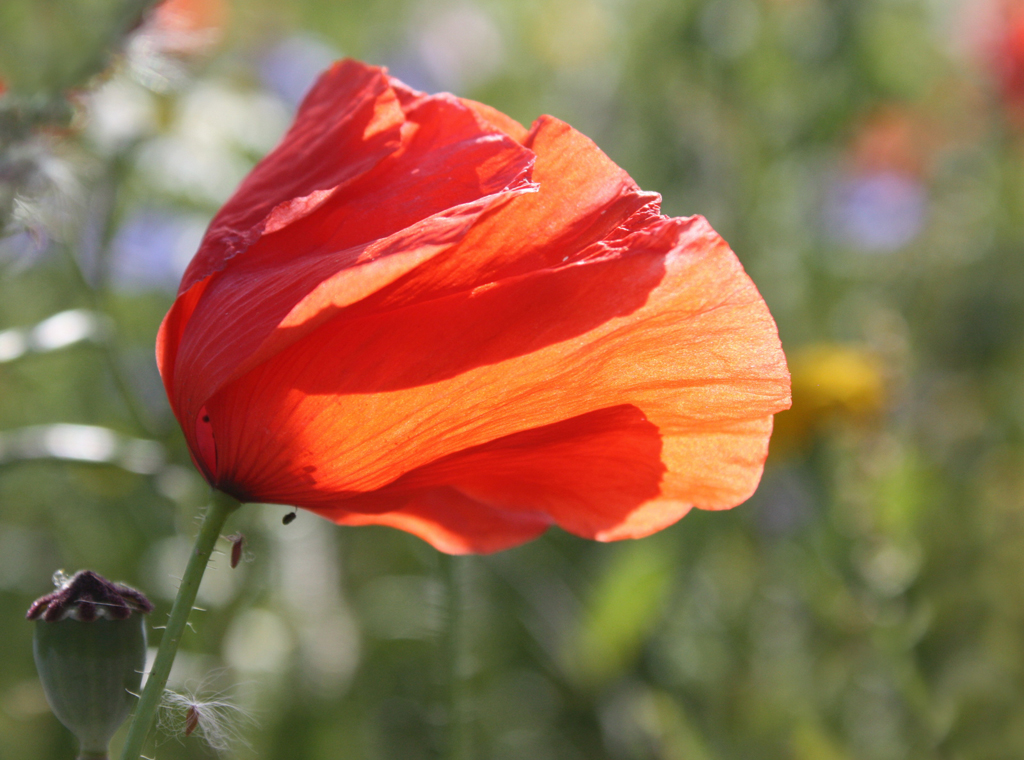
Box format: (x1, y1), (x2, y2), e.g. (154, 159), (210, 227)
(29, 571), (152, 758)
(27, 570), (153, 622)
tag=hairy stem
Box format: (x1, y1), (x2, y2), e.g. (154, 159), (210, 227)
(117, 490), (239, 760)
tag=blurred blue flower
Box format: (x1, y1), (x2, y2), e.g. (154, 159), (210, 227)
(0, 230), (50, 272)
(259, 35), (340, 109)
(386, 2), (506, 95)
(826, 171), (928, 253)
(412, 3), (505, 93)
(110, 209), (208, 291)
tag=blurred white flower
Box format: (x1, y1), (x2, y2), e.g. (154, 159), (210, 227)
(30, 309), (107, 351)
(413, 2), (505, 92)
(135, 82), (290, 204)
(0, 309), (106, 362)
(6, 142), (85, 244)
(0, 422), (165, 474)
(84, 77), (158, 153)
(127, 0), (228, 92)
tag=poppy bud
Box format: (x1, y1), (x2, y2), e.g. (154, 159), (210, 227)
(27, 570), (152, 759)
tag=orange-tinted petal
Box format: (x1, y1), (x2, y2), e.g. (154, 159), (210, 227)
(458, 98), (531, 143)
(160, 63), (791, 554)
(342, 116), (661, 314)
(378, 405), (672, 542)
(311, 488), (550, 555)
(201, 216), (788, 551)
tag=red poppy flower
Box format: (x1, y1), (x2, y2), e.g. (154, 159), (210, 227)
(135, 0), (228, 58)
(157, 59), (791, 554)
(967, 0), (1024, 123)
(997, 7), (1024, 111)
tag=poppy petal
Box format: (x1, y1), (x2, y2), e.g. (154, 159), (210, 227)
(181, 60), (405, 291)
(341, 116), (662, 314)
(376, 404), (677, 542)
(458, 98), (531, 143)
(311, 487), (551, 555)
(202, 215), (788, 551)
(159, 60), (791, 553)
(165, 88), (535, 441)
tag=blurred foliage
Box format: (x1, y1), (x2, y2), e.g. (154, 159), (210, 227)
(0, 0), (160, 95)
(3, 0), (1024, 758)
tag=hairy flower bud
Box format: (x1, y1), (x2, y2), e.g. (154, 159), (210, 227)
(28, 570), (152, 759)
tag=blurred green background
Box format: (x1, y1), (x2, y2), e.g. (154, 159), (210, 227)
(3, 0), (1024, 757)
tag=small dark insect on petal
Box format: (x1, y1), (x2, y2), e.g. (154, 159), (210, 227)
(228, 533), (245, 569)
(282, 510), (297, 525)
(185, 705), (199, 737)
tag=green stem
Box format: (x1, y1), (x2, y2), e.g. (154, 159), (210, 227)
(117, 490), (239, 760)
(442, 553), (472, 760)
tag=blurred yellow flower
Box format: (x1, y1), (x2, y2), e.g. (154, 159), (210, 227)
(773, 343), (885, 450)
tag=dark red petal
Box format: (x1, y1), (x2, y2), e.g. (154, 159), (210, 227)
(309, 487), (550, 555)
(162, 96), (535, 457)
(180, 60), (406, 291)
(378, 405), (677, 542)
(339, 116), (661, 316)
(204, 216), (789, 537)
(158, 68), (791, 552)
(155, 273), (211, 425)
(458, 98), (531, 143)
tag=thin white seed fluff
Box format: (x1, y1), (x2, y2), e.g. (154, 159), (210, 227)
(157, 682), (257, 754)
